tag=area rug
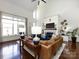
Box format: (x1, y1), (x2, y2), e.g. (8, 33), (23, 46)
(52, 43), (66, 59)
(24, 43), (66, 59)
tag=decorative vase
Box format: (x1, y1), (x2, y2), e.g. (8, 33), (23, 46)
(33, 35), (40, 45)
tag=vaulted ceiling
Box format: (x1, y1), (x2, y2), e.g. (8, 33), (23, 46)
(6, 0), (38, 11)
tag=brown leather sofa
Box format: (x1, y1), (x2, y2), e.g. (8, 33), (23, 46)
(39, 36), (63, 59)
(22, 35), (63, 59)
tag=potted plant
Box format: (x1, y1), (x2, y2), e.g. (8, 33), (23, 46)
(66, 28), (79, 43)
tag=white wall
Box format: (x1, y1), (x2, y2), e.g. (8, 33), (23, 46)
(0, 0), (32, 17)
(0, 0), (33, 42)
(2, 35), (20, 42)
(38, 0), (79, 29)
(37, 0), (79, 42)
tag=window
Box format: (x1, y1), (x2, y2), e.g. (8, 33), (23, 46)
(2, 13), (26, 36)
(2, 23), (13, 36)
(18, 22), (25, 32)
(13, 21), (18, 35)
(2, 18), (13, 36)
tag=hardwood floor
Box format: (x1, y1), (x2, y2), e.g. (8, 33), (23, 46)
(59, 42), (79, 59)
(0, 41), (34, 59)
(0, 41), (79, 59)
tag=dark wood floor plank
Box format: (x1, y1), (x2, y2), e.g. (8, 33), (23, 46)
(0, 41), (34, 59)
(0, 41), (79, 59)
(59, 42), (79, 59)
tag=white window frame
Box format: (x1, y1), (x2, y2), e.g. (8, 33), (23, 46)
(1, 13), (26, 36)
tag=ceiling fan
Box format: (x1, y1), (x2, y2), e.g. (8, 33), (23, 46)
(41, 0), (46, 3)
(32, 0), (46, 5)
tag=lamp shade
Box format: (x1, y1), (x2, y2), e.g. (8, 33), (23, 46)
(31, 26), (42, 34)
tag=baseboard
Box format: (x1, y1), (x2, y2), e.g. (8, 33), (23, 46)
(0, 39), (19, 44)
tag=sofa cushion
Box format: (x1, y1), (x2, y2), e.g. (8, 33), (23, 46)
(53, 35), (61, 41)
(40, 35), (62, 46)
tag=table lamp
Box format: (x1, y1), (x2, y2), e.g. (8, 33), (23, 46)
(31, 26), (42, 45)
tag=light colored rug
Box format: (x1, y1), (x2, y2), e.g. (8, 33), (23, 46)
(52, 43), (66, 59)
(24, 43), (66, 59)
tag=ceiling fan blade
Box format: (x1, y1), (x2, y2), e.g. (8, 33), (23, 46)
(38, 1), (40, 5)
(41, 0), (46, 3)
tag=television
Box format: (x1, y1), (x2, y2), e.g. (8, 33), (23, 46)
(46, 23), (55, 28)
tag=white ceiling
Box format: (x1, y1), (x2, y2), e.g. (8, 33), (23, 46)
(6, 0), (38, 11)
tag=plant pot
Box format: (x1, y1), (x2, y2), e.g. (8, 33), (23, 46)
(71, 37), (76, 43)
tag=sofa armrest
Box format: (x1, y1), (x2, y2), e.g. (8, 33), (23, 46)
(39, 36), (63, 59)
(40, 44), (53, 59)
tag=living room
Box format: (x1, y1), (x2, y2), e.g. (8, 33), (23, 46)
(0, 0), (79, 59)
